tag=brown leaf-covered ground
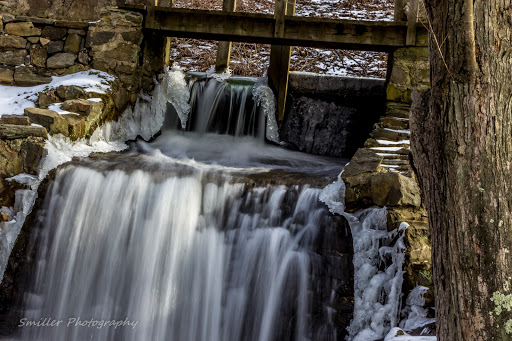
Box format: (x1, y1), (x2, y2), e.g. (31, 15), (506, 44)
(170, 0), (394, 78)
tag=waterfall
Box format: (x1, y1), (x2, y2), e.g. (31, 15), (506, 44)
(10, 137), (351, 341)
(0, 65), (420, 341)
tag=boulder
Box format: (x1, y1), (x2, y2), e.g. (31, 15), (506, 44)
(0, 49), (27, 66)
(63, 33), (81, 54)
(77, 49), (89, 64)
(47, 52), (76, 69)
(29, 44), (47, 68)
(0, 136), (47, 176)
(24, 108), (68, 135)
(37, 91), (59, 109)
(342, 148), (384, 178)
(56, 85), (85, 100)
(4, 22), (41, 36)
(62, 114), (85, 138)
(39, 37), (50, 46)
(61, 99), (102, 117)
(47, 40), (64, 54)
(0, 115), (30, 125)
(14, 67), (52, 86)
(368, 172), (421, 207)
(0, 67), (14, 85)
(41, 26), (67, 40)
(0, 124), (47, 139)
(0, 35), (27, 49)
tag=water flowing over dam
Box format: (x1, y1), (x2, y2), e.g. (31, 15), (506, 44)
(1, 70), (411, 341)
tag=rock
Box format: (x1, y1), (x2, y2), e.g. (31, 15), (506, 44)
(61, 99), (102, 117)
(24, 108), (68, 135)
(5, 22), (41, 36)
(56, 85), (85, 100)
(0, 115), (30, 125)
(39, 37), (50, 46)
(368, 172), (421, 207)
(47, 40), (64, 54)
(68, 28), (86, 36)
(29, 45), (47, 68)
(47, 53), (76, 69)
(41, 26), (67, 40)
(37, 91), (60, 109)
(63, 33), (81, 54)
(0, 139), (21, 177)
(106, 9), (143, 27)
(61, 99), (103, 133)
(379, 116), (409, 130)
(121, 30), (142, 45)
(62, 114), (85, 139)
(1, 136), (47, 176)
(0, 35), (27, 49)
(0, 67), (14, 85)
(0, 49), (27, 66)
(14, 67), (51, 86)
(342, 148), (383, 178)
(27, 36), (39, 44)
(86, 30), (115, 47)
(77, 49), (89, 64)
(0, 124), (47, 139)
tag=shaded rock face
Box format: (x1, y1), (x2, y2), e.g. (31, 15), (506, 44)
(281, 76), (385, 159)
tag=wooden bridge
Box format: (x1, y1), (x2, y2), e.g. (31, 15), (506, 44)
(117, 0), (426, 121)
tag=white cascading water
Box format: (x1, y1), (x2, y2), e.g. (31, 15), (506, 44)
(18, 160), (339, 341)
(1, 65), (431, 341)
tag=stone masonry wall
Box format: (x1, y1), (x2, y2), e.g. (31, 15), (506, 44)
(0, 8), (148, 219)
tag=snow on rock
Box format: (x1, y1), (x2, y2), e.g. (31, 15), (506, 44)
(0, 70), (114, 117)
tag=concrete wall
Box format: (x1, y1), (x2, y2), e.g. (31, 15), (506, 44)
(280, 72), (386, 159)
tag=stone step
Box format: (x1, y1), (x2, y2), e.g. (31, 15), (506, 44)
(385, 102), (411, 118)
(381, 158), (410, 165)
(370, 128), (410, 141)
(0, 124), (47, 139)
(0, 115), (30, 126)
(378, 116), (409, 130)
(370, 147), (409, 155)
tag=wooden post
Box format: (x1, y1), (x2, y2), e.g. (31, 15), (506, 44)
(406, 0), (419, 45)
(215, 0), (237, 73)
(268, 0), (295, 122)
(394, 0), (406, 22)
(153, 0), (175, 65)
(146, 0), (156, 29)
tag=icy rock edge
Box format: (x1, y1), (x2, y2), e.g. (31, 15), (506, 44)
(321, 173), (426, 341)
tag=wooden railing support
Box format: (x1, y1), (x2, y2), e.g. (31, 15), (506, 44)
(394, 0), (406, 22)
(215, 0), (237, 73)
(406, 0), (419, 45)
(268, 0), (296, 122)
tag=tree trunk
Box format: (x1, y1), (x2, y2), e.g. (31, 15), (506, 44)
(411, 0), (512, 340)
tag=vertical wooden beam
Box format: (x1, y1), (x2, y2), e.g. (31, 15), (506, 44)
(146, 0), (156, 29)
(154, 0), (175, 65)
(215, 0), (237, 73)
(268, 0), (295, 122)
(394, 0), (406, 22)
(406, 0), (419, 45)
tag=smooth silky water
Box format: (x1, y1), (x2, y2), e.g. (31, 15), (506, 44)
(8, 74), (354, 341)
